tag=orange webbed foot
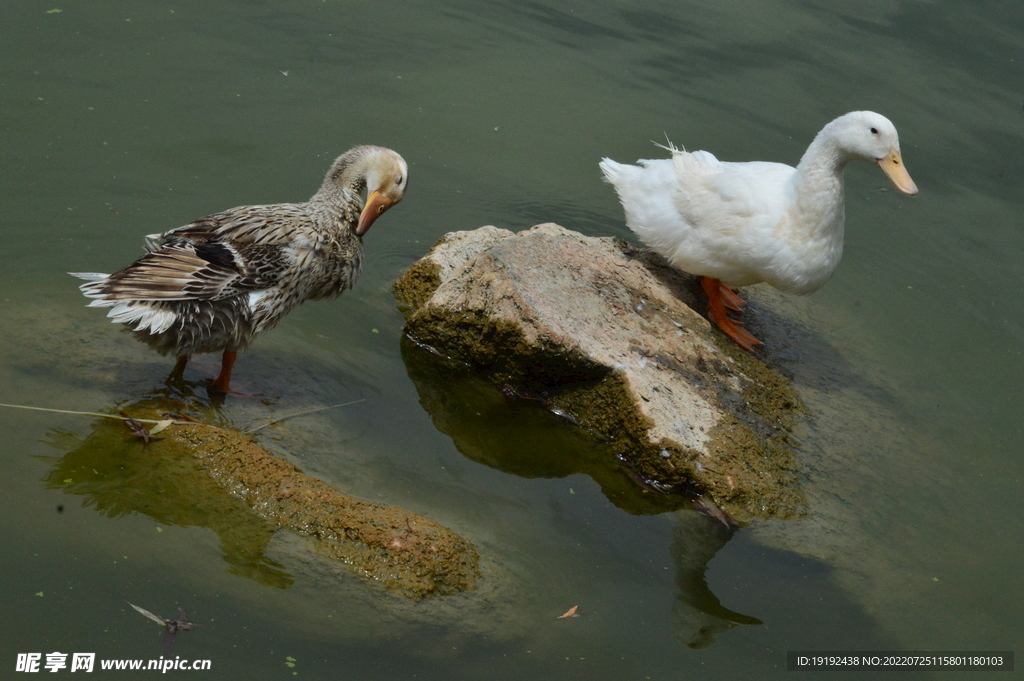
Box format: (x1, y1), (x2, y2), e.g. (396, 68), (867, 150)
(717, 283), (747, 314)
(710, 314), (763, 352)
(700, 277), (763, 352)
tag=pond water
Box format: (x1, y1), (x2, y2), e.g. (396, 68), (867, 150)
(2, 0), (1021, 678)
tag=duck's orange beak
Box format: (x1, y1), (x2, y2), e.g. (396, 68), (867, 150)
(356, 190), (395, 236)
(877, 147), (918, 196)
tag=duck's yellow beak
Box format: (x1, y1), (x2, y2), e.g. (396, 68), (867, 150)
(877, 147), (918, 196)
(356, 190), (394, 236)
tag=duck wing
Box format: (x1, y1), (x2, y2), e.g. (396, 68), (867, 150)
(671, 152), (795, 236)
(84, 242), (273, 302)
(661, 152), (796, 281)
(85, 204), (308, 303)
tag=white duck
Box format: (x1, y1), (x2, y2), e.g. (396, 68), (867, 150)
(600, 111), (917, 350)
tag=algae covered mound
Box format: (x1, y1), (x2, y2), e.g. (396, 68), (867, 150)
(171, 420), (481, 598)
(45, 400), (480, 599)
(394, 223), (805, 521)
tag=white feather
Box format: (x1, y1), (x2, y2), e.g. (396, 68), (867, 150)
(143, 233), (164, 252)
(69, 272), (110, 282)
(247, 290), (269, 311)
(102, 302), (178, 335)
(141, 309), (178, 334)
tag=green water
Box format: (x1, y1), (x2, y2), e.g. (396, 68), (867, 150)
(2, 0), (1022, 678)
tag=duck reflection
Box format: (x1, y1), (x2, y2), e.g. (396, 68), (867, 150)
(401, 336), (690, 516)
(38, 387), (294, 589)
(401, 336), (762, 646)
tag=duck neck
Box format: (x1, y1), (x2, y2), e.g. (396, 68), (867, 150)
(310, 152), (371, 227)
(790, 130), (848, 241)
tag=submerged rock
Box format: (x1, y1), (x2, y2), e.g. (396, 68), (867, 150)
(394, 223), (805, 521)
(44, 400), (481, 599)
(171, 419), (481, 598)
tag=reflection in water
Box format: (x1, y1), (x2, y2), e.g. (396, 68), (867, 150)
(401, 336), (689, 516)
(402, 335), (762, 647)
(0, 0), (1020, 669)
(670, 511), (761, 649)
(39, 390), (294, 589)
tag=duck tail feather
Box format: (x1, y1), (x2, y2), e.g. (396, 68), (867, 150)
(69, 272), (110, 282)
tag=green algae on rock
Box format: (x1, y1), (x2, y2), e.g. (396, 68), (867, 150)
(172, 421), (481, 598)
(394, 223), (805, 521)
(43, 400), (481, 599)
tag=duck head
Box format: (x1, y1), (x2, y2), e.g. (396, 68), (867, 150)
(833, 111), (918, 196)
(357, 147), (409, 235)
(323, 146), (409, 236)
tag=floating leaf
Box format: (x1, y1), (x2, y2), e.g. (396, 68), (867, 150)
(557, 605), (579, 619)
(148, 419), (174, 436)
(128, 601), (167, 626)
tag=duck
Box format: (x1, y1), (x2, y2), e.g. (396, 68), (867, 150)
(71, 145), (408, 394)
(600, 111), (917, 351)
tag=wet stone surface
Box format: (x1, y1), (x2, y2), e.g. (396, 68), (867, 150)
(394, 223), (806, 521)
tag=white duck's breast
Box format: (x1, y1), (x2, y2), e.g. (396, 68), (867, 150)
(760, 207), (845, 295)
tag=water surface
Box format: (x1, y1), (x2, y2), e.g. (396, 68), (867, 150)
(2, 0), (1021, 678)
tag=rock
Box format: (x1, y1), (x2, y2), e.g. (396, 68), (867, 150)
(394, 223), (805, 521)
(171, 419), (482, 599)
(43, 398), (481, 599)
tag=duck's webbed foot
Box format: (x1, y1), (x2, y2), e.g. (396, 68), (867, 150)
(700, 277), (763, 352)
(717, 282), (747, 313)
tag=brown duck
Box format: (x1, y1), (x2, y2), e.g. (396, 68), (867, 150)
(72, 145), (408, 394)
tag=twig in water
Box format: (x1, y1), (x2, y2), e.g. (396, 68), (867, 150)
(244, 400), (365, 434)
(0, 402), (190, 427)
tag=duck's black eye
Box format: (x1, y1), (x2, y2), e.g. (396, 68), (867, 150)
(870, 127), (879, 134)
(396, 175), (403, 186)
